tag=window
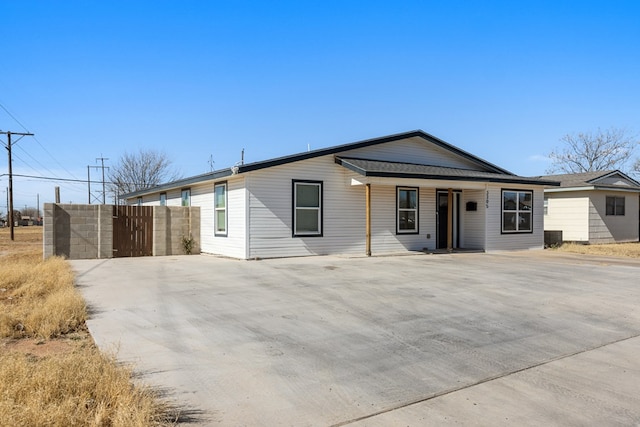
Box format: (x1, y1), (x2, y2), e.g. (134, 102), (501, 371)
(606, 196), (625, 216)
(397, 187), (418, 234)
(214, 182), (227, 236)
(181, 189), (191, 206)
(502, 190), (533, 233)
(543, 197), (548, 215)
(293, 180), (322, 236)
(136, 197), (142, 206)
(159, 193), (166, 206)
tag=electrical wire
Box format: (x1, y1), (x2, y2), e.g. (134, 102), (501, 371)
(0, 99), (82, 181)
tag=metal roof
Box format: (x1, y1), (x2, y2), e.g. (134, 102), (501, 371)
(336, 157), (559, 186)
(122, 130), (532, 198)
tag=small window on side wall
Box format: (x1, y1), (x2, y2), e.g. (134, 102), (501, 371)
(502, 190), (532, 233)
(214, 182), (227, 236)
(181, 189), (191, 206)
(293, 180), (322, 237)
(137, 197), (142, 206)
(397, 187), (418, 234)
(159, 193), (166, 206)
(606, 196), (625, 216)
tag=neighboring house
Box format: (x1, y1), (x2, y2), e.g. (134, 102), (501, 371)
(123, 130), (557, 259)
(542, 170), (640, 244)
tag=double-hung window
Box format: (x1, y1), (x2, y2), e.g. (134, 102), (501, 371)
(606, 196), (625, 216)
(502, 190), (532, 233)
(214, 182), (227, 236)
(397, 187), (418, 234)
(159, 193), (167, 206)
(181, 189), (191, 206)
(293, 180), (322, 236)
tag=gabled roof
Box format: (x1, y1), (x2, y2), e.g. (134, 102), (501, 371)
(236, 129), (513, 175)
(122, 130), (532, 199)
(542, 170), (640, 193)
(336, 157), (558, 186)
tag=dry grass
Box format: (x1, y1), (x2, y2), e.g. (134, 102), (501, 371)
(0, 346), (171, 427)
(0, 252), (86, 339)
(555, 241), (640, 258)
(0, 227), (179, 426)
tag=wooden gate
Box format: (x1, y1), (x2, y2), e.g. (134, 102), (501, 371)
(113, 205), (153, 257)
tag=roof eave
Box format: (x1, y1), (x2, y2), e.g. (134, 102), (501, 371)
(545, 185), (640, 193)
(120, 168), (234, 199)
(363, 171), (555, 185)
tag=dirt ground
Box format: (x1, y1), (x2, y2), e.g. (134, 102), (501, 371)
(0, 226), (92, 357)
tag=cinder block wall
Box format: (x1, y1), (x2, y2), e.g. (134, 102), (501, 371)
(153, 206), (201, 256)
(43, 203), (112, 259)
(44, 203), (200, 259)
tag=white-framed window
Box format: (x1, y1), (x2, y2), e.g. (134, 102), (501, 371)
(397, 187), (418, 234)
(136, 197), (143, 206)
(159, 193), (166, 206)
(214, 182), (227, 236)
(606, 196), (625, 216)
(181, 188), (191, 207)
(543, 197), (548, 215)
(502, 190), (533, 233)
(293, 180), (322, 237)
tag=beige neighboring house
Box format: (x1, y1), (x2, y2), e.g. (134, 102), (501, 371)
(543, 171), (640, 244)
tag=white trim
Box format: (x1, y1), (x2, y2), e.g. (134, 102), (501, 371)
(214, 182), (228, 236)
(545, 186), (640, 194)
(397, 187), (419, 234)
(293, 181), (322, 236)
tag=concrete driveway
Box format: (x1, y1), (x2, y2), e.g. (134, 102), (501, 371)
(72, 251), (640, 426)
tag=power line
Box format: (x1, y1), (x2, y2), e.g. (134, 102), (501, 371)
(10, 150), (80, 195)
(0, 100), (82, 181)
(0, 172), (149, 186)
(1, 130), (34, 241)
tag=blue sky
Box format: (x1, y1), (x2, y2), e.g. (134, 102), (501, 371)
(1, 1), (639, 210)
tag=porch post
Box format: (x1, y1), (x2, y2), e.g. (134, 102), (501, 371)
(447, 188), (453, 251)
(365, 183), (371, 256)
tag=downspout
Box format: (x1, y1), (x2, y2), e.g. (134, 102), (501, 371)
(447, 188), (453, 251)
(365, 183), (371, 256)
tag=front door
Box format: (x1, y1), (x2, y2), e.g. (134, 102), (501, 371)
(436, 191), (460, 249)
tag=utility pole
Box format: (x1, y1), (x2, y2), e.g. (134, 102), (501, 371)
(88, 162), (108, 204)
(1, 130), (34, 241)
(96, 156), (109, 204)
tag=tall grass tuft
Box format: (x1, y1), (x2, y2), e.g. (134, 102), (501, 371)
(0, 253), (86, 339)
(0, 347), (172, 427)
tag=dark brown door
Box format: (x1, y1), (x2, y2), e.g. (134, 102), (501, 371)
(437, 192), (448, 249)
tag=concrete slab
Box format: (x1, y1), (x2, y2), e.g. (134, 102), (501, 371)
(72, 251), (640, 426)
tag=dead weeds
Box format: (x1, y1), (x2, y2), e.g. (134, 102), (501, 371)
(554, 241), (640, 258)
(0, 227), (179, 426)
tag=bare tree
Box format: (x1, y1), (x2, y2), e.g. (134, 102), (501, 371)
(632, 158), (640, 178)
(546, 127), (638, 174)
(108, 149), (181, 195)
